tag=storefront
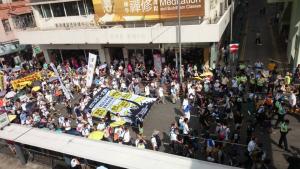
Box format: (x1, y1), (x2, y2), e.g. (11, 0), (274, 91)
(0, 42), (32, 67)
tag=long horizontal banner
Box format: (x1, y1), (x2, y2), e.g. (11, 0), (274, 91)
(84, 88), (156, 124)
(93, 0), (205, 23)
(11, 72), (42, 90)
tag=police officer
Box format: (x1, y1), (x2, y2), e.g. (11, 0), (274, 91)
(279, 119), (290, 151)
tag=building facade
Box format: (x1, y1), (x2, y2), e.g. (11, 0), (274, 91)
(268, 0), (300, 69)
(0, 0), (36, 66)
(17, 0), (235, 70)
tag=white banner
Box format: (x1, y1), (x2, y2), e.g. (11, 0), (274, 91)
(50, 63), (73, 100)
(0, 113), (9, 129)
(86, 53), (97, 87)
(153, 54), (162, 73)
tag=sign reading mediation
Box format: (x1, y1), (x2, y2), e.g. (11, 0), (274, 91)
(93, 0), (204, 23)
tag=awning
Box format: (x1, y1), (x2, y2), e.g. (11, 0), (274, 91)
(0, 42), (28, 56)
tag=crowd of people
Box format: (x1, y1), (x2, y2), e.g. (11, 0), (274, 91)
(1, 56), (298, 168)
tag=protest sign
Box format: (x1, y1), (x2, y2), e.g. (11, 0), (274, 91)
(86, 53), (97, 87)
(11, 72), (41, 90)
(50, 63), (73, 100)
(85, 88), (156, 124)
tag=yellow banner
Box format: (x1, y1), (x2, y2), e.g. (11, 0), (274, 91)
(0, 73), (4, 91)
(93, 0), (205, 23)
(11, 72), (41, 90)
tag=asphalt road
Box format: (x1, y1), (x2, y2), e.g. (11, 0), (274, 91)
(240, 0), (300, 169)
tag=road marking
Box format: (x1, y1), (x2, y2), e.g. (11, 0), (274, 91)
(240, 18), (249, 61)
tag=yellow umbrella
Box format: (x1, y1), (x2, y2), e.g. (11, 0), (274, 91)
(88, 131), (104, 141)
(192, 76), (202, 81)
(110, 120), (126, 128)
(200, 71), (213, 77)
(32, 86), (41, 92)
(8, 115), (16, 122)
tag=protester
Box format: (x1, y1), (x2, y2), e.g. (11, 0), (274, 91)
(2, 52), (298, 168)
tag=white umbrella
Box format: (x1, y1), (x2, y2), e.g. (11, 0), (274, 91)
(5, 91), (16, 99)
(96, 166), (108, 169)
(12, 66), (21, 72)
(99, 64), (107, 69)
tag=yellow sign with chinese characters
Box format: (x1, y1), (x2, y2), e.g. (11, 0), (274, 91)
(93, 0), (205, 23)
(11, 72), (42, 90)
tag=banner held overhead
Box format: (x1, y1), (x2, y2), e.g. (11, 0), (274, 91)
(86, 53), (98, 88)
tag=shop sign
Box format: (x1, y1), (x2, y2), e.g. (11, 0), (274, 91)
(93, 0), (204, 23)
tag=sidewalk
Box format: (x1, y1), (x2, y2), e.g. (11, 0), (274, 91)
(0, 153), (50, 169)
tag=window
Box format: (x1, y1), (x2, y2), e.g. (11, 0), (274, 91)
(51, 3), (65, 17)
(64, 1), (79, 16)
(85, 0), (94, 14)
(36, 5), (44, 18)
(43, 4), (52, 18)
(78, 1), (86, 15)
(2, 20), (12, 32)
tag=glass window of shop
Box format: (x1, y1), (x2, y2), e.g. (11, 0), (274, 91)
(51, 3), (65, 17)
(85, 0), (94, 14)
(78, 1), (86, 15)
(64, 1), (79, 16)
(42, 4), (52, 18)
(182, 48), (203, 67)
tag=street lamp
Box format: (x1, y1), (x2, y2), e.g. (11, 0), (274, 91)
(177, 0), (182, 83)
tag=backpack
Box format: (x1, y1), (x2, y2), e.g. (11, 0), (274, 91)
(154, 135), (161, 148)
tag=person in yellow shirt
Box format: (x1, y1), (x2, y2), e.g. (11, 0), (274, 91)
(279, 119), (290, 151)
(284, 72), (291, 85)
(267, 61), (276, 71)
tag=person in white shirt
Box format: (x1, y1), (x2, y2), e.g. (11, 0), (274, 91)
(122, 127), (131, 145)
(144, 84), (150, 97)
(97, 119), (106, 131)
(289, 91), (297, 112)
(120, 80), (127, 92)
(182, 118), (190, 135)
(63, 118), (72, 132)
(151, 130), (160, 151)
(81, 124), (90, 137)
(149, 70), (155, 78)
(158, 86), (165, 104)
(76, 121), (84, 133)
(247, 137), (257, 155)
(115, 113), (122, 122)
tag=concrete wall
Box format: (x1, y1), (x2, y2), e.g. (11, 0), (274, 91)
(31, 5), (95, 30)
(0, 18), (18, 43)
(17, 5), (232, 44)
(287, 0), (300, 67)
